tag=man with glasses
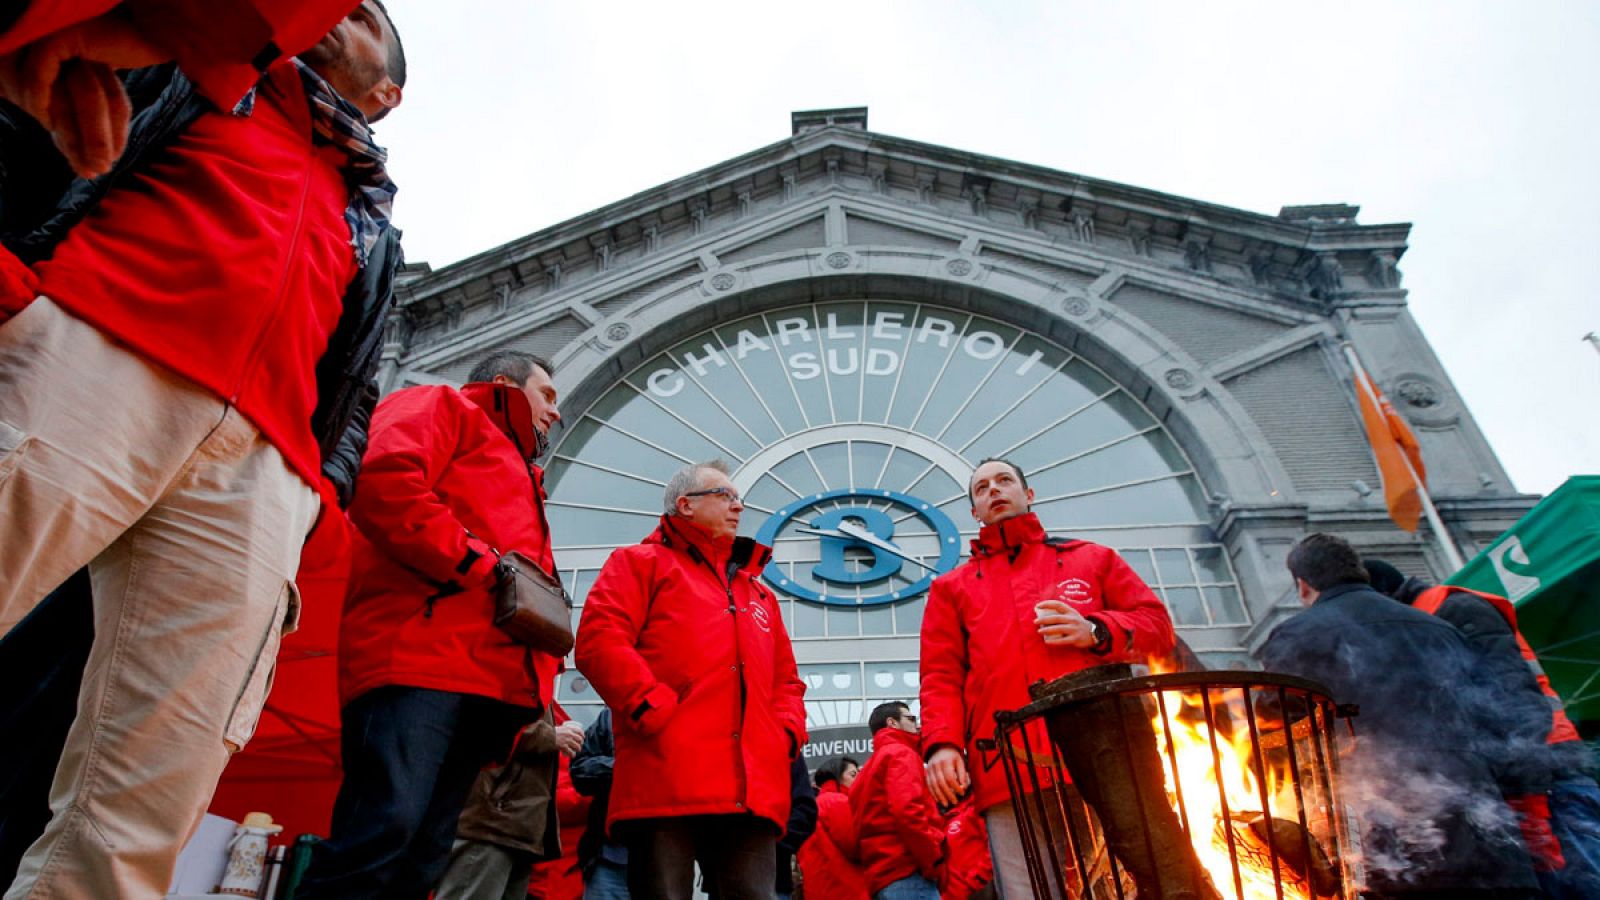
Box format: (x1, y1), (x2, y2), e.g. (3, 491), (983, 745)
(851, 701), (946, 900)
(576, 460), (807, 899)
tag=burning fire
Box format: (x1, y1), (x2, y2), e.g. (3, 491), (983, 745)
(1145, 664), (1332, 899)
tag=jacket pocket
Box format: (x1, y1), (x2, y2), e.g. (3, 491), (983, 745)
(0, 420), (30, 486)
(223, 581), (298, 751)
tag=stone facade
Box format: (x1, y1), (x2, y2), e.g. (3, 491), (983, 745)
(387, 108), (1534, 674)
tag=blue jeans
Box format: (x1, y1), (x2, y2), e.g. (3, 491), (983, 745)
(584, 857), (631, 899)
(1541, 774), (1600, 900)
(875, 873), (940, 900)
(295, 687), (534, 900)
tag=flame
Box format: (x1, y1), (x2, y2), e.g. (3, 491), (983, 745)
(1147, 679), (1318, 900)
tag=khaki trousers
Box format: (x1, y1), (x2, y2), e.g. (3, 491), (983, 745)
(0, 298), (318, 898)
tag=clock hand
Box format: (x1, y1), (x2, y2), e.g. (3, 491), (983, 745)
(834, 519), (942, 574)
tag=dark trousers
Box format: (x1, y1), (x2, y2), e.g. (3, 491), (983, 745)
(623, 814), (777, 900)
(295, 686), (534, 900)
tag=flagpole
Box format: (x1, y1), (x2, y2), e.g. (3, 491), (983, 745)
(1341, 342), (1466, 571)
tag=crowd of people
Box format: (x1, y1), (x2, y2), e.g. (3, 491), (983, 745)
(0, 2), (1595, 899)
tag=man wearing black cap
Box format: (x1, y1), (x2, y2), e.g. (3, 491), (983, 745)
(1366, 558), (1600, 900)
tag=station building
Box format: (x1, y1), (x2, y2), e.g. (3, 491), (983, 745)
(384, 108), (1533, 731)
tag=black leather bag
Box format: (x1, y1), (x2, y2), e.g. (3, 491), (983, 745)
(492, 551), (574, 656)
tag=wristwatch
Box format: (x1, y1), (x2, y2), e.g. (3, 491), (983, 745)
(1087, 617), (1109, 648)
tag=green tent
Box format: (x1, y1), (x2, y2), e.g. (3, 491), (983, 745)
(1449, 475), (1600, 732)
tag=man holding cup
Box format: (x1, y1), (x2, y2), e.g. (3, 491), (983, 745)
(918, 457), (1176, 898)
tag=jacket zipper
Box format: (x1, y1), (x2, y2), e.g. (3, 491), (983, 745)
(683, 535), (750, 811)
(231, 147), (316, 402)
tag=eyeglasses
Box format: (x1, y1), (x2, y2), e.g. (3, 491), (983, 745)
(684, 487), (743, 505)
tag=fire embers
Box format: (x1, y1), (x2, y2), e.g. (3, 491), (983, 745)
(998, 665), (1356, 900)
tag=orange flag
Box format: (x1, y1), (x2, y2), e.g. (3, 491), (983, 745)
(1354, 372), (1426, 531)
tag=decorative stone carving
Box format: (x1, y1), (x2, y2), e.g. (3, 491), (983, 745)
(1183, 238), (1212, 273)
(916, 174), (937, 205)
(826, 251), (852, 269)
(1020, 203), (1040, 230)
(966, 180), (989, 217)
(1126, 223), (1152, 257)
(493, 283), (513, 311)
(781, 171), (798, 203)
(444, 302), (465, 330)
(1248, 252), (1274, 286)
(642, 225), (659, 255)
(945, 258), (973, 276)
(737, 191), (752, 218)
(1164, 368), (1196, 391)
(1367, 251), (1402, 289)
(594, 242), (613, 272)
(546, 263), (562, 291)
(1062, 293), (1092, 317)
(605, 322), (631, 343)
(1395, 377), (1441, 409)
(689, 200), (708, 235)
(824, 157), (841, 183)
(1305, 252), (1344, 299)
(868, 166), (887, 195)
(709, 273), (736, 291)
(1071, 210), (1095, 244)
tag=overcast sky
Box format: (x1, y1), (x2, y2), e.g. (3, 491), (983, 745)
(379, 1), (1597, 497)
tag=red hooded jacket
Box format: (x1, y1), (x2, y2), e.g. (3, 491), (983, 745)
(574, 516), (807, 831)
(338, 383), (559, 708)
(940, 799), (993, 900)
(920, 512), (1175, 812)
(798, 782), (869, 900)
(850, 728), (946, 892)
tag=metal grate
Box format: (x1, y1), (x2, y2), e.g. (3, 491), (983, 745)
(992, 665), (1358, 900)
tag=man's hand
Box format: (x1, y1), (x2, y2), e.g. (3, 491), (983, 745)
(554, 719), (584, 757)
(926, 746), (970, 807)
(1034, 599), (1097, 648)
(0, 10), (165, 177)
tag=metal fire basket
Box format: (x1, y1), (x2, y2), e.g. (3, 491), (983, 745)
(990, 664), (1358, 900)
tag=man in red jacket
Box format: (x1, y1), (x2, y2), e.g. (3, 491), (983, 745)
(576, 460), (807, 900)
(297, 350), (565, 898)
(850, 702), (945, 900)
(920, 457), (1176, 899)
(0, 3), (403, 896)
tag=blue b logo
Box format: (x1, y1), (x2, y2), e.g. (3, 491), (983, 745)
(754, 488), (962, 607)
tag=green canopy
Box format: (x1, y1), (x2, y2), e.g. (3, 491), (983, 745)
(1449, 475), (1600, 729)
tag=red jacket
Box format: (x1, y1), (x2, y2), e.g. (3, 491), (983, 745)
(799, 782), (869, 900)
(0, 1), (355, 103)
(574, 516), (807, 831)
(939, 800), (992, 900)
(919, 512), (1175, 812)
(36, 60), (355, 489)
(850, 728), (946, 892)
(526, 754), (590, 900)
(338, 383), (559, 708)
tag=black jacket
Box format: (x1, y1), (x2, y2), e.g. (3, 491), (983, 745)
(776, 754), (818, 895)
(1256, 583), (1539, 895)
(0, 64), (399, 504)
(571, 708), (624, 873)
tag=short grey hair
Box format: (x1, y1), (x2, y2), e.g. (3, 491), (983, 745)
(663, 459), (731, 515)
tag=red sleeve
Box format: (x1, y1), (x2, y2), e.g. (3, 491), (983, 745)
(0, 1), (119, 55)
(347, 388), (497, 589)
(122, 0), (357, 107)
(918, 576), (969, 756)
(1087, 549), (1176, 659)
(886, 748), (946, 879)
(765, 583), (808, 750)
(574, 548), (678, 736)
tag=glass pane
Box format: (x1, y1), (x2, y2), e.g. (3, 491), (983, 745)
(809, 443), (852, 491)
(813, 303), (867, 423)
(1032, 476), (1209, 529)
(895, 597), (926, 635)
(799, 662), (862, 698)
(557, 418), (686, 483)
(941, 334), (1068, 451)
(547, 505), (660, 546)
(770, 453), (826, 498)
(649, 357), (762, 460)
(879, 447), (933, 493)
(558, 672), (601, 703)
(1008, 399), (1151, 475)
(1119, 549), (1158, 585)
(591, 382), (727, 464)
(545, 460), (664, 513)
(865, 662), (919, 698)
(914, 322), (1020, 437)
(1205, 586), (1249, 624)
(860, 303), (920, 422)
(708, 318), (810, 434)
(562, 703), (604, 729)
(826, 606), (862, 637)
(850, 441), (893, 491)
(790, 596), (825, 637)
(571, 569), (599, 607)
(887, 309), (970, 427)
(1192, 546), (1232, 584)
(745, 474), (799, 514)
(1154, 549), (1194, 586)
(861, 604), (894, 635)
(1164, 586), (1208, 626)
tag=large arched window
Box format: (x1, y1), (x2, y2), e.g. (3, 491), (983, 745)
(546, 300), (1244, 726)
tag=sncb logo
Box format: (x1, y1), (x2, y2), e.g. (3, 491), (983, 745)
(754, 488), (962, 607)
